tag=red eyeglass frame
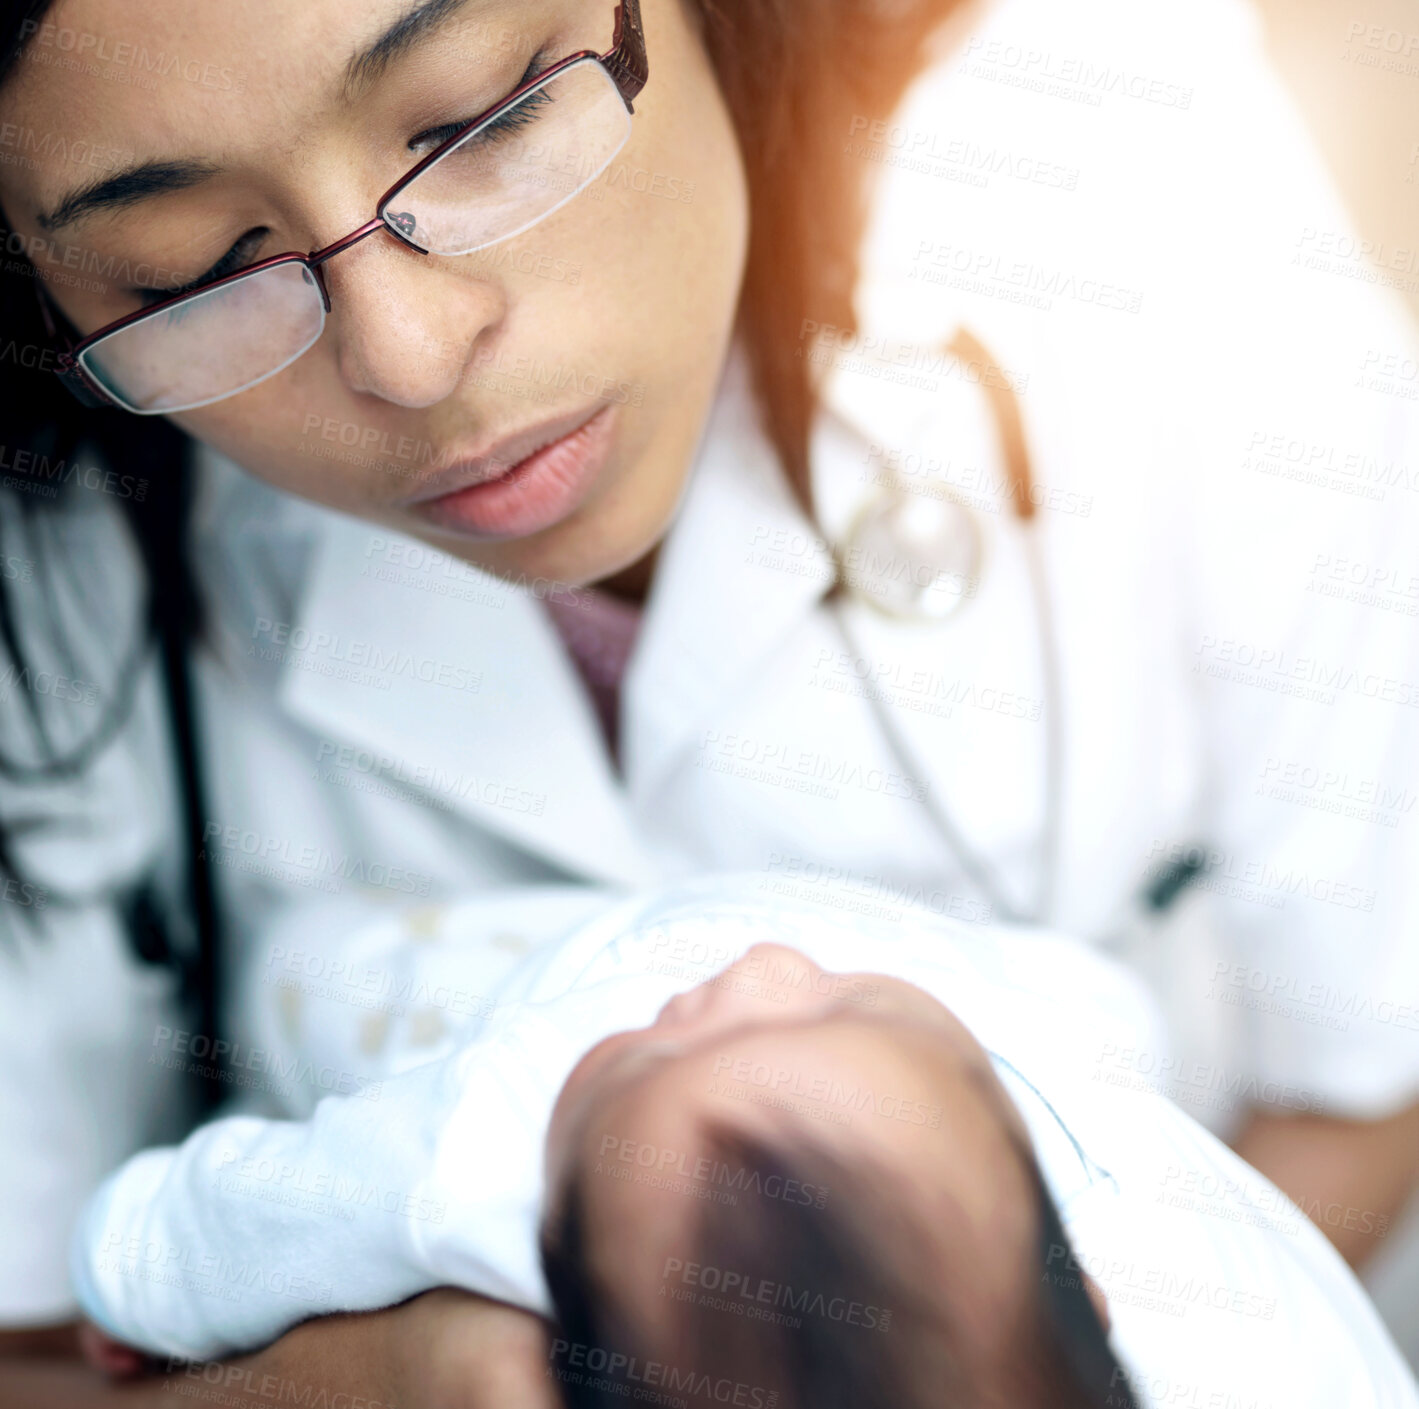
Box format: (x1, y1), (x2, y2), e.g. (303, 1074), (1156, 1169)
(45, 0), (647, 412)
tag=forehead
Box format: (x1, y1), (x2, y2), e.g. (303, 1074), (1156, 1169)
(0, 0), (552, 156)
(0, 0), (570, 229)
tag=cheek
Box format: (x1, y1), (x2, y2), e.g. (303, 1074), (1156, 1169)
(171, 369), (394, 512)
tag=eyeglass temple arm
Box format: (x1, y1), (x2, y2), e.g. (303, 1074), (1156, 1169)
(605, 0), (648, 110)
(33, 280), (116, 409)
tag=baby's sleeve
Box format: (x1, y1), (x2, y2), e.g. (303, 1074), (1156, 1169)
(68, 992), (588, 1363)
(69, 1055), (464, 1362)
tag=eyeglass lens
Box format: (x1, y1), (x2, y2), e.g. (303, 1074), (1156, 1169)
(79, 57), (630, 415)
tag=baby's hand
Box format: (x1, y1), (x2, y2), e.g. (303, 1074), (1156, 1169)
(78, 1322), (147, 1379)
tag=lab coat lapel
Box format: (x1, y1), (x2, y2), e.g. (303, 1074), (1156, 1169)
(277, 512), (657, 887)
(621, 348), (838, 802)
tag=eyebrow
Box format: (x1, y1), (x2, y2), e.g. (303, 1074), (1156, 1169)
(342, 0), (480, 103)
(34, 0), (486, 233)
(36, 159), (221, 233)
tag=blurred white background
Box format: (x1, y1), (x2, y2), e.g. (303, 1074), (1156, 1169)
(1257, 0), (1419, 1365)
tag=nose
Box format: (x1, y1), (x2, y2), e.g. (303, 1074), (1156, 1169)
(652, 944), (833, 1035)
(322, 230), (507, 408)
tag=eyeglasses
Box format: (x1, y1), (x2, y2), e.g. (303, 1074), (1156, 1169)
(47, 1), (647, 416)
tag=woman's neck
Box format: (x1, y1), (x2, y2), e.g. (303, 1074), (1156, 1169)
(592, 540), (661, 606)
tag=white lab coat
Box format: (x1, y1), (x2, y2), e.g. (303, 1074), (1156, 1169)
(2, 0), (1416, 1330)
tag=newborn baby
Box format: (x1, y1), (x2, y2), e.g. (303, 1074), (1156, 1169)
(72, 875), (1418, 1408)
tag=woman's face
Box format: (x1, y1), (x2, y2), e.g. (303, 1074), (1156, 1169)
(0, 0), (749, 587)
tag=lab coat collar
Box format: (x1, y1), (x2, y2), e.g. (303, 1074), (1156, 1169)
(275, 506), (660, 886)
(230, 340), (836, 886)
(621, 343), (838, 801)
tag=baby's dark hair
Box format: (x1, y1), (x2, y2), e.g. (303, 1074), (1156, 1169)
(540, 1124), (1142, 1409)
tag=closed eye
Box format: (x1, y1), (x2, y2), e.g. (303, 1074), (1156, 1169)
(409, 85), (556, 155)
(133, 227), (270, 307)
(122, 47), (561, 309)
(408, 44), (560, 155)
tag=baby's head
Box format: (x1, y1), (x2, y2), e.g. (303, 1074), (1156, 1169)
(539, 944), (1138, 1409)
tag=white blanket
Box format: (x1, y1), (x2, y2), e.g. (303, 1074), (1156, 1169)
(72, 874), (1419, 1408)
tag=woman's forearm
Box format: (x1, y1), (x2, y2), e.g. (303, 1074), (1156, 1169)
(1233, 1099), (1419, 1267)
(0, 1292), (554, 1409)
(0, 1312), (397, 1409)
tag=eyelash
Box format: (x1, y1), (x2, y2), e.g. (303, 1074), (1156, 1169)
(131, 44), (559, 307)
(407, 82), (555, 155)
(139, 228), (269, 307)
(409, 44), (558, 153)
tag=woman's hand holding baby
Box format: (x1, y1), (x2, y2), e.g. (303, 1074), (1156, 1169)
(389, 1289), (561, 1409)
(2, 1293), (556, 1409)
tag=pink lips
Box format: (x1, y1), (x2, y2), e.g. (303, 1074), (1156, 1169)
(411, 403), (618, 540)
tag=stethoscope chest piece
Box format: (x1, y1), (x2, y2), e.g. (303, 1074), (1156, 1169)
(836, 482), (984, 622)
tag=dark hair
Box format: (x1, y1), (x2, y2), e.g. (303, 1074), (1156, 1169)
(541, 1125), (1142, 1409)
(688, 0), (967, 519)
(0, 1), (223, 1105)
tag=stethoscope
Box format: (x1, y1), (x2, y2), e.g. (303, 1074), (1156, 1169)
(823, 327), (1063, 927)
